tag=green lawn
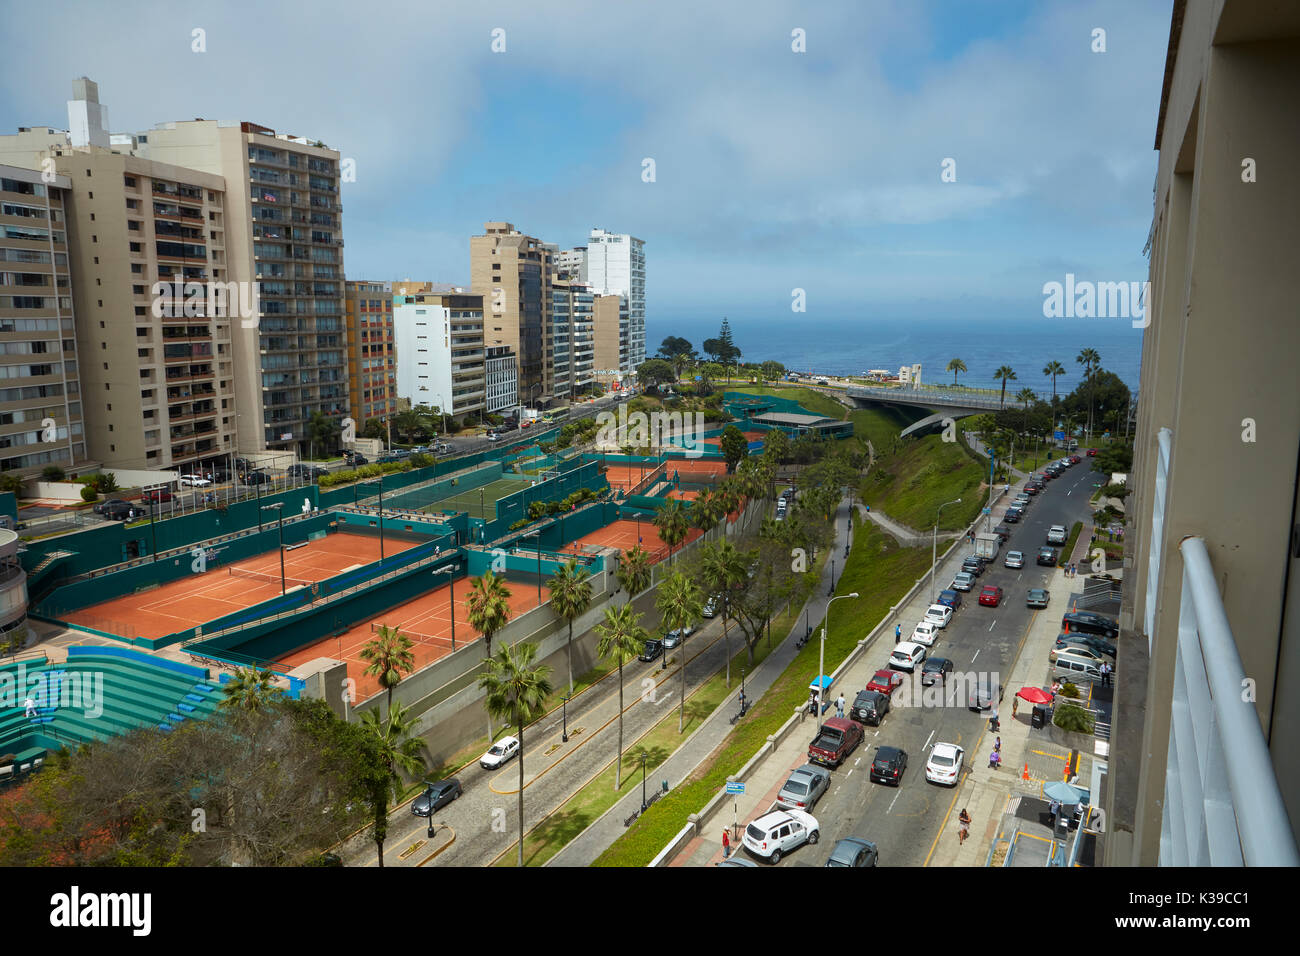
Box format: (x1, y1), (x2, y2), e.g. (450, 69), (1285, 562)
(847, 406), (925, 453)
(594, 522), (932, 867)
(727, 385), (847, 421)
(858, 429), (987, 533)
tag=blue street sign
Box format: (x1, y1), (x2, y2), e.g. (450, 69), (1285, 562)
(982, 508), (991, 515)
(1054, 430), (1065, 441)
(725, 782), (745, 795)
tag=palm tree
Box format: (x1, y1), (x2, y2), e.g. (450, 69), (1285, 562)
(656, 571), (704, 732)
(715, 482), (741, 525)
(616, 544), (652, 596)
(358, 624), (416, 713)
(478, 641), (553, 867)
(946, 357), (967, 387)
(653, 498), (690, 563)
(358, 700), (427, 867)
(673, 351), (692, 382)
(393, 408), (423, 444)
(466, 572), (514, 740)
(546, 559), (592, 695)
(218, 667), (280, 712)
(1015, 387), (1037, 450)
(1043, 360), (1065, 430)
(994, 365), (1017, 408)
(1076, 348), (1100, 442)
(700, 540), (748, 687)
(690, 488), (725, 532)
(594, 602), (648, 789)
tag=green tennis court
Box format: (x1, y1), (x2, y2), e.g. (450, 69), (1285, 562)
(419, 477), (526, 519)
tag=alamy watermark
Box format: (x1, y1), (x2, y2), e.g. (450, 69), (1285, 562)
(1042, 274), (1149, 328)
(151, 279), (261, 328)
(595, 404), (707, 457)
(1, 662), (103, 718)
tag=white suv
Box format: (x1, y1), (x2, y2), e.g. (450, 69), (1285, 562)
(910, 621), (938, 647)
(889, 641), (926, 672)
(742, 809), (819, 863)
(1047, 525), (1068, 545)
(923, 604), (953, 629)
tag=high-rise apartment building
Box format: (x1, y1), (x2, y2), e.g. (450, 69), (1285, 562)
(393, 292), (487, 420)
(470, 222), (549, 406)
(547, 277), (595, 403)
(1105, 0), (1300, 867)
(484, 345), (518, 415)
(554, 246), (586, 282)
(592, 293), (630, 389)
(0, 164), (89, 477)
(584, 228), (644, 372)
(344, 280), (397, 428)
(133, 118), (348, 458)
(0, 119), (236, 471)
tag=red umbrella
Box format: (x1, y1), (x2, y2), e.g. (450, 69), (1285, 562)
(1017, 687), (1054, 704)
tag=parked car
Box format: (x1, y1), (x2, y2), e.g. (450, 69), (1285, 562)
(638, 638), (663, 662)
(1004, 507), (1023, 524)
(993, 524), (1012, 543)
(480, 736), (520, 769)
(910, 621), (939, 647)
(937, 588), (963, 610)
(287, 464), (328, 480)
(1048, 643), (1107, 666)
(960, 557), (984, 578)
(1052, 652), (1106, 683)
(179, 474), (211, 487)
(808, 717), (864, 768)
(1026, 588), (1050, 609)
(889, 641), (925, 672)
(701, 597), (718, 618)
(1037, 547), (1058, 566)
(411, 778), (462, 816)
(925, 742), (965, 786)
(968, 679), (1004, 711)
(978, 585), (1003, 607)
(1024, 483), (1041, 496)
(866, 669), (904, 697)
(1087, 448), (1098, 456)
(1012, 494), (1031, 507)
(1047, 525), (1068, 545)
(924, 604), (953, 629)
(776, 764), (831, 811)
(742, 809), (819, 864)
(142, 488), (172, 503)
(824, 837), (878, 868)
(1004, 550), (1024, 569)
(869, 745), (908, 786)
(241, 470), (271, 485)
(100, 499), (139, 521)
(661, 625), (693, 649)
(921, 656), (953, 686)
(1061, 611), (1120, 640)
(851, 689), (891, 726)
(1069, 454), (1082, 464)
(951, 572), (975, 592)
(1053, 632), (1116, 658)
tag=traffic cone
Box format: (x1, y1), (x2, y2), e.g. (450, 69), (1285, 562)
(1022, 763), (1030, 781)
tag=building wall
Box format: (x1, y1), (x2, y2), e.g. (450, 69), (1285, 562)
(394, 292), (486, 419)
(470, 222), (548, 404)
(585, 228), (644, 370)
(592, 293), (627, 387)
(344, 279), (396, 427)
(1109, 0), (1300, 864)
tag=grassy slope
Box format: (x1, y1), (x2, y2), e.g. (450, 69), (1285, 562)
(858, 427), (987, 533)
(727, 385), (847, 421)
(593, 521), (932, 866)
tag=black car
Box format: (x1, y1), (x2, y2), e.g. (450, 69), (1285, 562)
(1053, 632), (1116, 658)
(993, 524), (1012, 543)
(234, 457), (255, 473)
(1037, 547), (1058, 566)
(960, 557), (984, 578)
(968, 680), (1004, 711)
(287, 464), (328, 480)
(921, 656), (953, 686)
(342, 451), (368, 466)
(824, 837), (878, 868)
(411, 779), (462, 817)
(100, 499), (138, 521)
(851, 689), (890, 726)
(1004, 507), (1023, 524)
(241, 470), (271, 485)
(869, 746), (908, 786)
(1061, 611), (1120, 641)
(638, 638), (663, 662)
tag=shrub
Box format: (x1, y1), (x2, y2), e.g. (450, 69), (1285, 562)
(1053, 703), (1095, 734)
(0, 473), (23, 495)
(509, 518), (531, 531)
(80, 486), (99, 503)
(41, 465), (66, 481)
(409, 453), (434, 468)
(1060, 681), (1080, 699)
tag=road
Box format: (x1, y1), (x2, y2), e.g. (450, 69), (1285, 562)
(757, 457), (1104, 866)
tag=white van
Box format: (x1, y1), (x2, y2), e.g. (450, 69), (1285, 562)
(1051, 652), (1104, 684)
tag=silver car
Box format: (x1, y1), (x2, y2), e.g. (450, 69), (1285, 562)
(951, 571), (975, 592)
(776, 764), (831, 811)
(1004, 550), (1025, 569)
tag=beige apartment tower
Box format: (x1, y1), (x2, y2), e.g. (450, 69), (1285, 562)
(470, 222), (549, 406)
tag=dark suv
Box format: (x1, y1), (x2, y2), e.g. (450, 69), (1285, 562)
(851, 689), (890, 727)
(961, 556), (984, 578)
(287, 464), (327, 480)
(100, 499), (139, 521)
(1062, 611), (1120, 641)
(342, 450), (368, 466)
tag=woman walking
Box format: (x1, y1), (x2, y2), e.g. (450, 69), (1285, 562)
(958, 808), (972, 845)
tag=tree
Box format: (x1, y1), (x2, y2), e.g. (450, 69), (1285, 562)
(652, 497), (691, 563)
(547, 559), (593, 695)
(635, 358), (676, 394)
(762, 427), (791, 466)
(656, 570), (704, 732)
(657, 336), (694, 363)
(41, 465), (65, 481)
(466, 572), (514, 740)
(689, 488), (725, 532)
(0, 472), (23, 496)
(946, 357), (967, 386)
(594, 602), (648, 789)
(760, 360), (785, 382)
(358, 625), (416, 713)
(1076, 348), (1101, 440)
(218, 667), (281, 712)
(392, 408), (424, 444)
(994, 365), (1017, 408)
(1043, 360), (1066, 425)
(700, 540), (749, 687)
(616, 544), (652, 595)
(306, 411), (341, 457)
(719, 424), (750, 473)
(1015, 388), (1038, 441)
(478, 641), (552, 867)
(357, 700), (427, 867)
(703, 318), (742, 380)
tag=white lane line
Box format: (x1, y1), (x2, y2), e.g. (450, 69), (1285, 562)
(989, 620), (996, 631)
(971, 648), (981, 664)
(854, 756), (862, 766)
(845, 769), (853, 779)
(923, 729), (935, 751)
(887, 790), (902, 813)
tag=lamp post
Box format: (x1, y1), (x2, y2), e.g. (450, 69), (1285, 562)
(828, 555), (835, 596)
(365, 479), (385, 561)
(262, 502), (285, 593)
(818, 592), (859, 714)
(561, 694), (570, 743)
(931, 498), (962, 603)
(433, 565), (456, 650)
(640, 750), (648, 812)
(526, 531), (542, 608)
(144, 484), (160, 562)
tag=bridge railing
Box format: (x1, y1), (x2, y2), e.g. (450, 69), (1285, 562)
(846, 385), (1035, 410)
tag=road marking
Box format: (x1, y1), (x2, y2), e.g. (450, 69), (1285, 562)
(971, 648), (981, 664)
(989, 620), (996, 631)
(887, 790), (902, 813)
(923, 729), (935, 751)
(854, 756), (862, 766)
(845, 769), (853, 779)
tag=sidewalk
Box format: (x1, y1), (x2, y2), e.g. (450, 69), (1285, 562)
(857, 502), (961, 549)
(548, 494), (857, 867)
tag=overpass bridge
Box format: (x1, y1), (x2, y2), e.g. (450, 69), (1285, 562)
(845, 384), (1040, 437)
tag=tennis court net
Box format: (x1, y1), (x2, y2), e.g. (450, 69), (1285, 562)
(228, 566), (314, 590)
(370, 620), (457, 650)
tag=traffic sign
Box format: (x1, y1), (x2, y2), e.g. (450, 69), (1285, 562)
(982, 507), (991, 515)
(725, 782), (745, 795)
(1054, 430), (1065, 441)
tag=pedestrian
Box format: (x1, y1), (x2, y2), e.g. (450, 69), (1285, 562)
(989, 709), (1000, 733)
(836, 692), (845, 718)
(995, 736), (1002, 753)
(895, 623), (901, 645)
(722, 828), (731, 859)
(1012, 696), (1019, 719)
(1049, 798), (1061, 827)
(988, 750), (1000, 769)
(958, 808), (972, 845)
(24, 696), (37, 718)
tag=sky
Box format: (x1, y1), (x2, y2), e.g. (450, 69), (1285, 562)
(0, 0), (1173, 340)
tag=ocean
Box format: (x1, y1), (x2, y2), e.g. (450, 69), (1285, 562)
(648, 317), (1144, 394)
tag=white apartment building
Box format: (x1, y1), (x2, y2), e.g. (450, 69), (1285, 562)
(583, 228), (644, 371)
(484, 345), (518, 414)
(393, 292), (486, 420)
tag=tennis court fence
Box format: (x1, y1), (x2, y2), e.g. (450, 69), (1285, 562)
(228, 566), (314, 590)
(370, 619), (458, 651)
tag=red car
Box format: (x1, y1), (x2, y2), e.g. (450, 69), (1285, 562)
(1087, 448), (1098, 456)
(978, 585), (1003, 607)
(866, 669), (904, 697)
(142, 488), (173, 503)
(1069, 454), (1081, 464)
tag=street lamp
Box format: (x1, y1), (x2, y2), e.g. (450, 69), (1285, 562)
(561, 694), (570, 743)
(931, 498), (962, 603)
(818, 592), (859, 715)
(525, 530), (543, 607)
(261, 502), (286, 593)
(364, 479), (385, 561)
(640, 750), (648, 812)
(432, 565), (456, 650)
(144, 484), (162, 562)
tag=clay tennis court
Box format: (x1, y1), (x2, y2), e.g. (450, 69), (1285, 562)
(559, 517), (702, 565)
(273, 573), (542, 701)
(664, 459), (728, 480)
(63, 531), (419, 641)
(601, 462), (666, 494)
(702, 429), (766, 448)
